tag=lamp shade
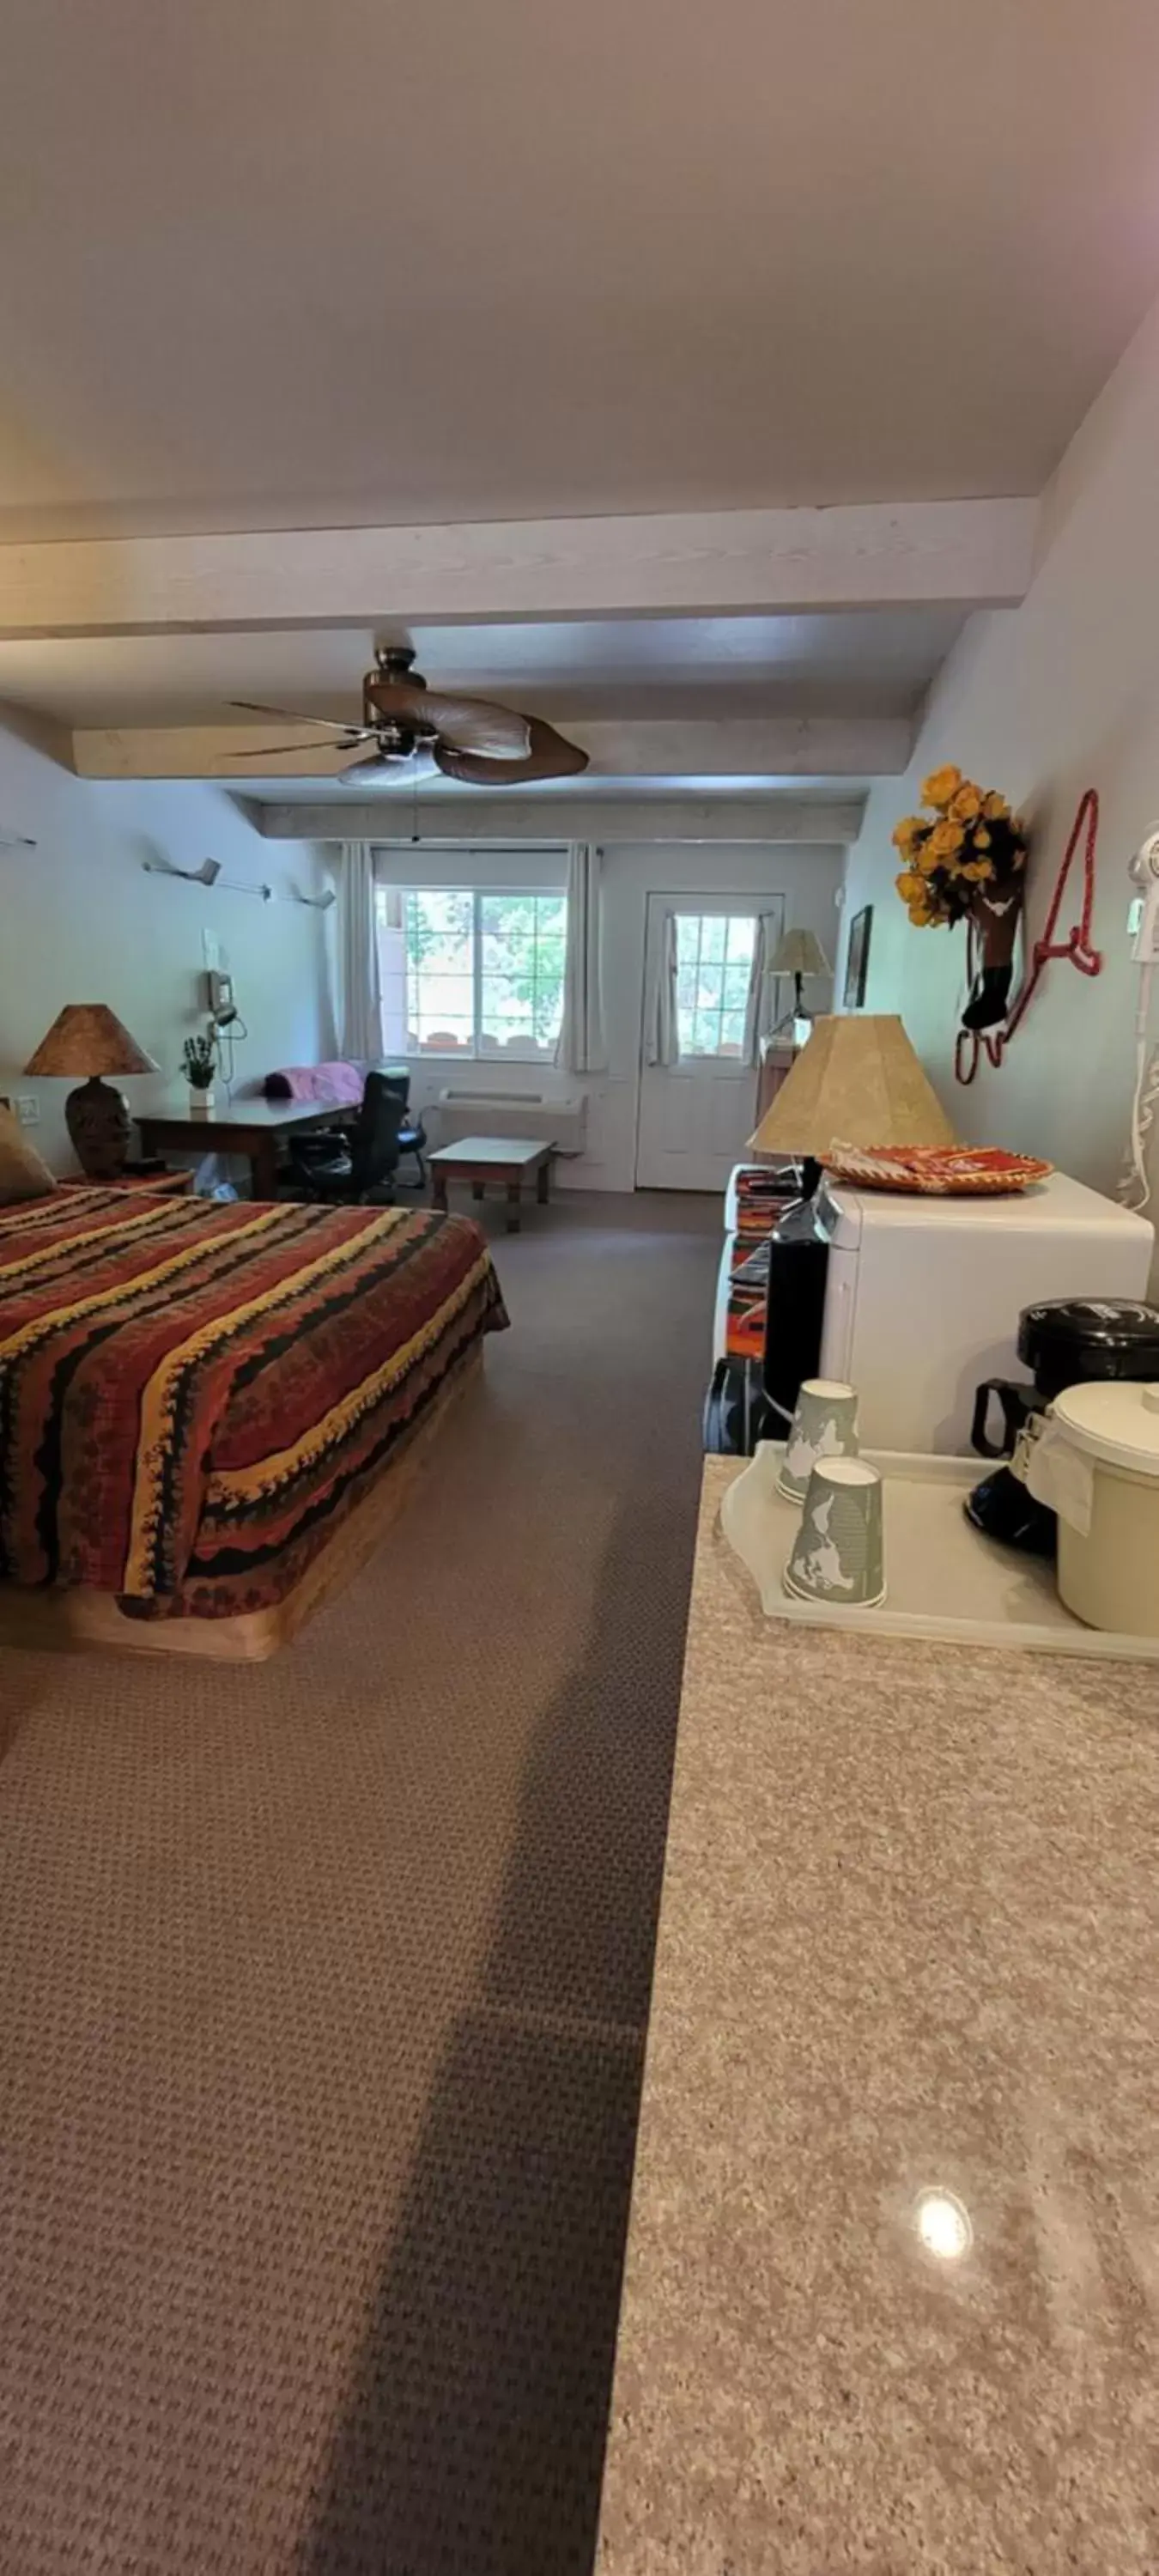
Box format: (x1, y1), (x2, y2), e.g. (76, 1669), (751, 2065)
(748, 1014), (956, 1156)
(770, 927), (830, 979)
(24, 1004), (158, 1078)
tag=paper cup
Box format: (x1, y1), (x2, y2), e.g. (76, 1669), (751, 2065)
(783, 1457), (886, 1608)
(778, 1378), (860, 1502)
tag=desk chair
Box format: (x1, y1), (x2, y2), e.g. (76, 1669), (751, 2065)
(377, 1067), (428, 1187)
(290, 1073), (404, 1205)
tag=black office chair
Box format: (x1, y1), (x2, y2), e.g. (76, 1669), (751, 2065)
(377, 1066), (428, 1188)
(290, 1072), (405, 1205)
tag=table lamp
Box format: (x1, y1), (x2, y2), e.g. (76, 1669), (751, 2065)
(769, 927), (830, 1038)
(25, 1004), (159, 1181)
(749, 1013), (956, 1218)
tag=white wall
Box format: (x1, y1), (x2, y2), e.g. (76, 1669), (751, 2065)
(373, 837), (844, 1189)
(839, 285), (1159, 1205)
(0, 714), (333, 1170)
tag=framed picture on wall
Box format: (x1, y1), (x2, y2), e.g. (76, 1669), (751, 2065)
(843, 905), (873, 1009)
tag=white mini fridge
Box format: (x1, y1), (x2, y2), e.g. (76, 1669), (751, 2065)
(816, 1171), (1155, 1453)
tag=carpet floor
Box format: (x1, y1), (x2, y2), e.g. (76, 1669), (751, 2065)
(0, 1189), (720, 2576)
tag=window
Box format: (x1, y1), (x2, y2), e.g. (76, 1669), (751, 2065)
(377, 886), (567, 1058)
(675, 912), (755, 1059)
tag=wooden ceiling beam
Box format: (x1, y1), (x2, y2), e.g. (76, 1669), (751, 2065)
(71, 714), (911, 782)
(0, 498), (1037, 640)
(244, 793), (868, 845)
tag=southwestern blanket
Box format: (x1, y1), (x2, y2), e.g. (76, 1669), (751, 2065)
(0, 1188), (507, 1619)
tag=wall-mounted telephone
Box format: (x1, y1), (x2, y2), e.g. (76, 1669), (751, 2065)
(205, 969), (236, 1024)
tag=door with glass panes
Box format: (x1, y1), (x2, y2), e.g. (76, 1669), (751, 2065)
(634, 894), (782, 1190)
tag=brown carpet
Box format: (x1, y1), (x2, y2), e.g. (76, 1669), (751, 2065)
(0, 1189), (719, 2576)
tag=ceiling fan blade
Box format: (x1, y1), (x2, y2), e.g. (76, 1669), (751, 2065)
(434, 718), (589, 787)
(367, 681), (531, 761)
(220, 737), (367, 764)
(228, 698), (372, 737)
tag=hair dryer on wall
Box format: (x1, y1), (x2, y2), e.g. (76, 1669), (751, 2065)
(1121, 826), (1159, 1212)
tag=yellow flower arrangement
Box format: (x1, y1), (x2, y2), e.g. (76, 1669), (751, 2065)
(920, 763), (963, 810)
(925, 818), (966, 865)
(889, 769), (1028, 931)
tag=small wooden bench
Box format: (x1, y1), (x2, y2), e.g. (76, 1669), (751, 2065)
(429, 1136), (555, 1232)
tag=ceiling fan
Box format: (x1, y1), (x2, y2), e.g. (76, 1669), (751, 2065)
(224, 644), (589, 786)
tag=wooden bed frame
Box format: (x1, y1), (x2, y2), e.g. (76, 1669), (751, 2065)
(0, 1344), (482, 1664)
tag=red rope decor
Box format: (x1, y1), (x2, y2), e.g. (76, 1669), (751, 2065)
(955, 786), (1103, 1085)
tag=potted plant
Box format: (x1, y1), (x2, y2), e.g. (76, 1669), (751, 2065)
(182, 1031), (218, 1115)
(893, 766), (1029, 1031)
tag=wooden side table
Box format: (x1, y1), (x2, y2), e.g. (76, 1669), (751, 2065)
(429, 1136), (555, 1232)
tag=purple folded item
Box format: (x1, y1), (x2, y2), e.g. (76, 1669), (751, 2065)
(264, 1061), (365, 1106)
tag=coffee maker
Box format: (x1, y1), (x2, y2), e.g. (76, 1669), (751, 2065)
(967, 1297), (1159, 1552)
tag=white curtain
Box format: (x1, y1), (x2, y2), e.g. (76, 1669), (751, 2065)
(645, 911), (680, 1066)
(743, 907), (786, 1066)
(555, 842), (607, 1073)
(337, 841), (383, 1062)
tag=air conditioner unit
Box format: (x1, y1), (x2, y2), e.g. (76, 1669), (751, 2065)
(433, 1085), (588, 1154)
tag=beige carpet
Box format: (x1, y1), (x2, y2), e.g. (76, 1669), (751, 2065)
(0, 1188), (720, 2576)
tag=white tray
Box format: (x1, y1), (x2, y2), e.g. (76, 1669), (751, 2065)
(719, 1443), (1159, 1662)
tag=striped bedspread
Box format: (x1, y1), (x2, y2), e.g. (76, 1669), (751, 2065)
(0, 1187), (507, 1619)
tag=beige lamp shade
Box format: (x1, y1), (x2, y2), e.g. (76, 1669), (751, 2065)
(24, 1004), (158, 1078)
(770, 927), (830, 978)
(748, 1013), (956, 1156)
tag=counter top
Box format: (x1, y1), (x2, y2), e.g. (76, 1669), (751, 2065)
(596, 1460), (1159, 2575)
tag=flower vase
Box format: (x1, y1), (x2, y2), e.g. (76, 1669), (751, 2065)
(961, 878), (1025, 1033)
(188, 1084), (215, 1116)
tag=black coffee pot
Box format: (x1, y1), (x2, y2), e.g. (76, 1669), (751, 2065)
(967, 1297), (1159, 1553)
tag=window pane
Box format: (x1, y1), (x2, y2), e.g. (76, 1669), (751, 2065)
(694, 963), (724, 1015)
(723, 964), (752, 1012)
(725, 916), (756, 967)
(402, 883), (567, 1057)
(720, 1009), (747, 1054)
(699, 916), (727, 964)
(479, 890), (565, 1052)
(415, 1019), (473, 1051)
(406, 890), (472, 971)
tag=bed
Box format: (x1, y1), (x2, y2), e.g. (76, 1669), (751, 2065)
(0, 1184), (507, 1660)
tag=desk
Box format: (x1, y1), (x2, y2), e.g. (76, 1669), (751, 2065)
(135, 1100), (348, 1200)
(597, 1459), (1159, 2574)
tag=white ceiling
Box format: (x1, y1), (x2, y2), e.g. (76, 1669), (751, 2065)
(2, 0), (1159, 540)
(0, 611), (967, 729)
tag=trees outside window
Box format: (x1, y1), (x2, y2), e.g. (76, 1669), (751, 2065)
(675, 913), (756, 1057)
(378, 887), (567, 1056)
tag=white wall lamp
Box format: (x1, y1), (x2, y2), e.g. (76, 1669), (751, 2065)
(142, 855), (331, 907)
(143, 854), (221, 887)
(143, 855), (273, 900)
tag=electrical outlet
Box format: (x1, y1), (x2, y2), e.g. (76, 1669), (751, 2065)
(15, 1094), (39, 1125)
